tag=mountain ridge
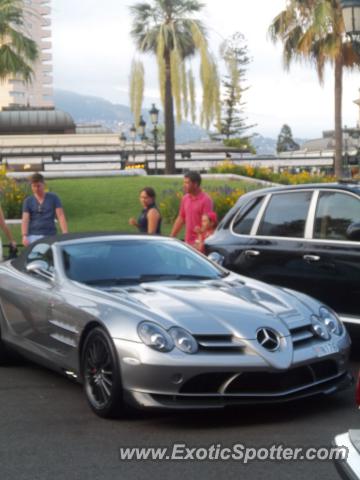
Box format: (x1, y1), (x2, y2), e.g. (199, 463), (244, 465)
(54, 89), (308, 152)
(54, 89), (207, 144)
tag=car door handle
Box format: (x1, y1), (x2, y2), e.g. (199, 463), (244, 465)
(244, 250), (260, 257)
(303, 255), (321, 263)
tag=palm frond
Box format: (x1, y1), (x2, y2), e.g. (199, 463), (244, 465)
(130, 0), (219, 137)
(129, 59), (145, 125)
(0, 0), (38, 81)
(0, 44), (32, 81)
(188, 67), (196, 123)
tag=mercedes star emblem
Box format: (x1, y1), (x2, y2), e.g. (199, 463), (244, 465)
(257, 328), (281, 352)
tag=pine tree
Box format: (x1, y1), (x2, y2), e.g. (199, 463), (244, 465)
(276, 124), (300, 153)
(218, 33), (255, 140)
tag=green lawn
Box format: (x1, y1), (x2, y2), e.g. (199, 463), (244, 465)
(2, 176), (260, 245)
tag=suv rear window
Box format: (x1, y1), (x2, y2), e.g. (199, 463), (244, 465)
(257, 191), (313, 238)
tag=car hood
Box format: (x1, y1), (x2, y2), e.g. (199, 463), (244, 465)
(102, 274), (316, 340)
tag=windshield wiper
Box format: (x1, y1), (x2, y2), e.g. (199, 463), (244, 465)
(219, 271), (230, 278)
(85, 273), (229, 286)
(138, 274), (220, 282)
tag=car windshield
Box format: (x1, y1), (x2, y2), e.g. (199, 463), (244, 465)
(62, 239), (227, 286)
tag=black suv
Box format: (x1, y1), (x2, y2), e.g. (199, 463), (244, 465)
(205, 182), (360, 325)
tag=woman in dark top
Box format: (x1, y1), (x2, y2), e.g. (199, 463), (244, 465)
(129, 187), (162, 234)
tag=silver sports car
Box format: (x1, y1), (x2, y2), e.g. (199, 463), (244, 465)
(0, 234), (352, 418)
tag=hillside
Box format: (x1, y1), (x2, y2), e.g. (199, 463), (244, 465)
(54, 90), (308, 153)
(54, 90), (207, 144)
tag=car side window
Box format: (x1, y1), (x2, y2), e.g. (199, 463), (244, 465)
(314, 191), (360, 241)
(232, 197), (265, 235)
(27, 243), (54, 271)
(257, 191), (313, 238)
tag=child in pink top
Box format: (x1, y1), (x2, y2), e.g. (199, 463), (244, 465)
(194, 211), (218, 253)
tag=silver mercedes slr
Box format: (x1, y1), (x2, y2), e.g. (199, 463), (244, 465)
(0, 234), (352, 418)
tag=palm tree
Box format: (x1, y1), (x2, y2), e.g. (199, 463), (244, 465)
(269, 0), (360, 178)
(130, 0), (220, 174)
(0, 0), (38, 83)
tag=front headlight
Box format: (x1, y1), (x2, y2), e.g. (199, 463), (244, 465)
(311, 315), (330, 341)
(169, 327), (198, 354)
(319, 307), (343, 336)
(137, 322), (174, 352)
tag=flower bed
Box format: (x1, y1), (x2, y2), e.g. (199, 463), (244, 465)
(210, 160), (336, 184)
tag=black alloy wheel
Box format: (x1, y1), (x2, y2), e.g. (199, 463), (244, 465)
(81, 327), (126, 418)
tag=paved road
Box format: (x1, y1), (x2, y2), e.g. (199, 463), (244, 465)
(0, 355), (358, 480)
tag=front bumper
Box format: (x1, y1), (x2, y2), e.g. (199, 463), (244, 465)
(333, 432), (360, 480)
(114, 335), (352, 410)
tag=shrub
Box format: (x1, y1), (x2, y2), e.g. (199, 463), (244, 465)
(159, 189), (183, 224)
(223, 137), (256, 154)
(0, 174), (30, 219)
(207, 185), (246, 220)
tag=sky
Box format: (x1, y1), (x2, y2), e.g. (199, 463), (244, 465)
(51, 0), (360, 139)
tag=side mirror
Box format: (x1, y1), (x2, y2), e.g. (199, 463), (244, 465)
(208, 251), (225, 266)
(26, 260), (54, 280)
(346, 222), (360, 241)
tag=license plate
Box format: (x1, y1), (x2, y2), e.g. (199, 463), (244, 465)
(313, 342), (339, 358)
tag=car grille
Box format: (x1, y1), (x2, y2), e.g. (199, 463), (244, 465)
(289, 325), (315, 347)
(195, 326), (316, 354)
(179, 360), (339, 395)
(150, 371), (350, 407)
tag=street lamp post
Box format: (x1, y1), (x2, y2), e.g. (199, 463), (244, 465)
(138, 116), (146, 138)
(130, 124), (137, 163)
(149, 104), (160, 175)
(141, 134), (150, 173)
(340, 0), (360, 36)
(138, 116), (147, 171)
(340, 1), (360, 176)
(119, 132), (127, 169)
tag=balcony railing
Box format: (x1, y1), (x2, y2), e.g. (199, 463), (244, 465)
(41, 41), (52, 50)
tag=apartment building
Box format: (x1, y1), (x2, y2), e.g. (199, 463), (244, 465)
(0, 0), (53, 110)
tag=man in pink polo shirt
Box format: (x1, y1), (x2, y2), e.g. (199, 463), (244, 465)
(170, 171), (213, 246)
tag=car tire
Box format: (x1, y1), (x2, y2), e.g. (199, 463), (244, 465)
(81, 327), (129, 419)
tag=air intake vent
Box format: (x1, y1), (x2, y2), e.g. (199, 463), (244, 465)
(194, 335), (246, 353)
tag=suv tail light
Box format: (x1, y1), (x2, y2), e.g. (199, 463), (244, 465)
(356, 371), (360, 407)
